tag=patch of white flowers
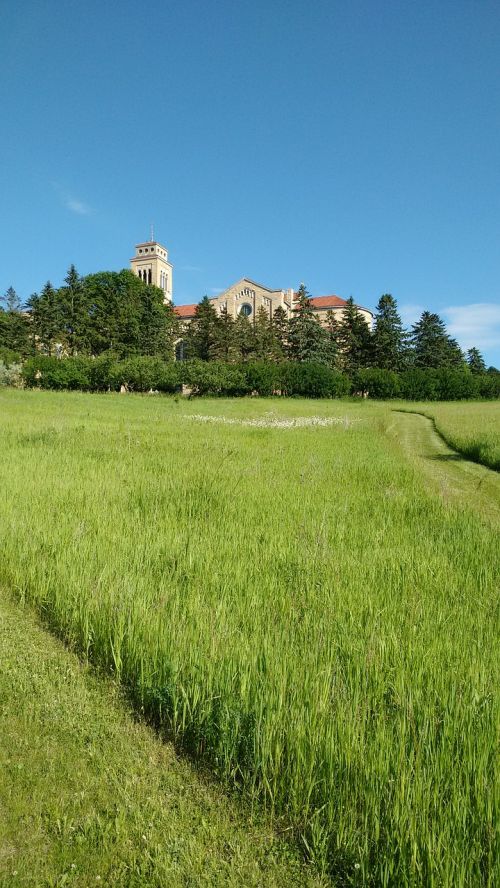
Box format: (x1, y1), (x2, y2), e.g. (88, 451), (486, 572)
(184, 413), (358, 429)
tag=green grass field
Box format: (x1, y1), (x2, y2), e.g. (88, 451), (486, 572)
(0, 390), (498, 886)
(401, 401), (500, 470)
(0, 589), (323, 888)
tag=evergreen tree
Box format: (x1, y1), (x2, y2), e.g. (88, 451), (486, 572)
(0, 286), (31, 357)
(1, 286), (21, 313)
(466, 347), (486, 374)
(59, 265), (88, 354)
(324, 310), (341, 369)
(253, 306), (276, 360)
(336, 296), (372, 373)
(27, 281), (64, 354)
(410, 312), (464, 369)
(233, 312), (256, 361)
(270, 306), (289, 359)
(185, 296), (219, 360)
(288, 284), (331, 364)
(212, 307), (238, 361)
(0, 309), (31, 357)
(372, 294), (407, 370)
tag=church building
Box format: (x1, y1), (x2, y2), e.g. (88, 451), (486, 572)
(130, 237), (373, 328)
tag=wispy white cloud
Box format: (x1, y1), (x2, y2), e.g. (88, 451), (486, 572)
(52, 181), (92, 216)
(209, 286), (224, 294)
(441, 303), (500, 352)
(65, 196), (91, 215)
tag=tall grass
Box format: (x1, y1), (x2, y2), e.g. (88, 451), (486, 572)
(0, 390), (498, 886)
(407, 401), (500, 471)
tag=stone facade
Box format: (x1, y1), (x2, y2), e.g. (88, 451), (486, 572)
(173, 278), (373, 329)
(129, 238), (373, 329)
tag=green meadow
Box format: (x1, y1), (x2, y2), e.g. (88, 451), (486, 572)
(401, 401), (500, 471)
(0, 390), (498, 887)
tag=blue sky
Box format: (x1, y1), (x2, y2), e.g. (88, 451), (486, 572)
(1, 0), (499, 365)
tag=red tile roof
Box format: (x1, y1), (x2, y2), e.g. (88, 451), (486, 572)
(174, 304), (197, 318)
(292, 295), (348, 311)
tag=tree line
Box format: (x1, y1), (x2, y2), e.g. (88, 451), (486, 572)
(1, 268), (497, 379)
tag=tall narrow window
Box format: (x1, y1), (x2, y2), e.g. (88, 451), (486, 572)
(148, 269), (152, 284)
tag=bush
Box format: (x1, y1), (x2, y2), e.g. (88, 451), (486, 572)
(181, 361), (249, 396)
(110, 356), (168, 392)
(433, 370), (479, 400)
(0, 361), (23, 387)
(350, 368), (401, 399)
(88, 352), (119, 391)
(280, 362), (349, 398)
(244, 361), (281, 396)
(17, 356), (500, 401)
(399, 369), (440, 400)
(22, 356), (92, 391)
(0, 347), (22, 366)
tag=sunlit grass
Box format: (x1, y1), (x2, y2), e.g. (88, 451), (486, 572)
(406, 401), (500, 470)
(0, 389), (498, 886)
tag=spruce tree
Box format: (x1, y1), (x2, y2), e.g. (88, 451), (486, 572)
(410, 312), (464, 369)
(212, 307), (238, 361)
(234, 313), (256, 361)
(336, 296), (371, 373)
(27, 281), (63, 354)
(271, 306), (289, 359)
(325, 310), (341, 369)
(253, 306), (276, 360)
(288, 284), (331, 364)
(1, 286), (21, 313)
(0, 286), (31, 357)
(372, 294), (407, 370)
(467, 347), (486, 374)
(60, 265), (87, 354)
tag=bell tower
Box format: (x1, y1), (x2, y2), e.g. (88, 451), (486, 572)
(130, 236), (173, 304)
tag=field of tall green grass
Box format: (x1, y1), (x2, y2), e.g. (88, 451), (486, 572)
(0, 390), (498, 886)
(406, 401), (500, 470)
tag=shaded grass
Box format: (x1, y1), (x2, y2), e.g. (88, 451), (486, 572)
(0, 389), (498, 886)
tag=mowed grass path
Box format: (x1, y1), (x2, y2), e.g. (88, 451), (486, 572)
(399, 401), (500, 471)
(390, 410), (500, 524)
(0, 589), (323, 888)
(0, 390), (498, 886)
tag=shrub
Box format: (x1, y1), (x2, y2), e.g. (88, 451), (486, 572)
(22, 356), (92, 391)
(0, 347), (22, 366)
(88, 352), (119, 391)
(350, 368), (401, 399)
(399, 369), (440, 400)
(243, 362), (281, 396)
(110, 356), (168, 392)
(181, 361), (250, 396)
(280, 362), (349, 398)
(0, 361), (23, 387)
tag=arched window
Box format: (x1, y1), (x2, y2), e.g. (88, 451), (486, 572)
(239, 303), (252, 317)
(148, 269), (152, 284)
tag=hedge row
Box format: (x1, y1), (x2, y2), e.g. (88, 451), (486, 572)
(20, 355), (500, 400)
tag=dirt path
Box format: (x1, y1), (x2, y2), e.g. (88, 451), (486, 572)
(389, 410), (500, 525)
